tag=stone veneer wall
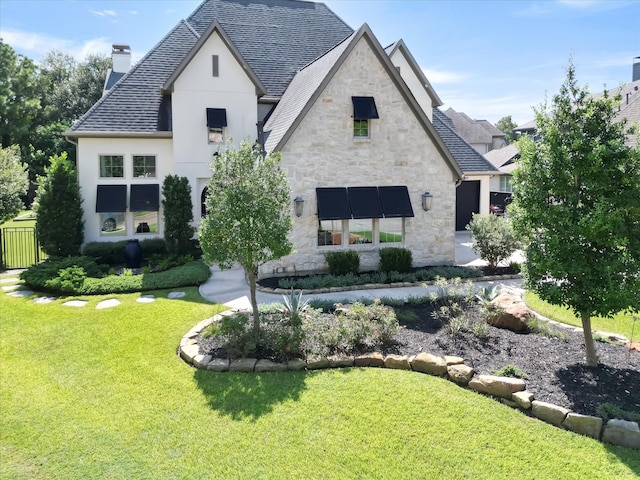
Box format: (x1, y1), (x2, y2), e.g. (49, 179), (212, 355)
(261, 38), (457, 277)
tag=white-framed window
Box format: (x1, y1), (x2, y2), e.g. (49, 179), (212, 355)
(208, 127), (224, 144)
(99, 155), (124, 178)
(318, 220), (343, 246)
(134, 211), (158, 234)
(379, 217), (403, 243)
(100, 212), (126, 236)
(353, 119), (369, 138)
(500, 175), (513, 193)
(132, 155), (156, 178)
(318, 218), (403, 247)
(348, 219), (373, 244)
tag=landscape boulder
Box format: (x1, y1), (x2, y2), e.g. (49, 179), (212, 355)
(562, 413), (603, 439)
(531, 400), (570, 427)
(602, 419), (640, 449)
(410, 352), (447, 375)
(468, 374), (526, 399)
(446, 364), (474, 386)
(489, 291), (535, 332)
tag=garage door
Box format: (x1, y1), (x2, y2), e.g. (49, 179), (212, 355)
(456, 180), (480, 231)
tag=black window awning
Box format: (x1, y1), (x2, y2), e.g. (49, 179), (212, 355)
(379, 186), (414, 218)
(96, 185), (126, 213)
(316, 187), (351, 220)
(352, 96), (379, 120)
(206, 108), (227, 128)
(348, 187), (383, 219)
(130, 184), (160, 212)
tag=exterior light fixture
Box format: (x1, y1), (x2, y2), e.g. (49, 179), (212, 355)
(421, 191), (433, 211)
(294, 196), (304, 217)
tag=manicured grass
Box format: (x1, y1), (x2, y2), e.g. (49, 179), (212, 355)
(1, 287), (639, 479)
(0, 210), (36, 229)
(525, 291), (639, 341)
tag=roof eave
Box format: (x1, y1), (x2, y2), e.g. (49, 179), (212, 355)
(390, 39), (444, 107)
(64, 130), (173, 139)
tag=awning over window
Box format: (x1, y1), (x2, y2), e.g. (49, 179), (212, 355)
(206, 108), (227, 128)
(130, 184), (160, 212)
(379, 186), (414, 218)
(352, 96), (379, 120)
(316, 187), (351, 220)
(348, 186), (383, 219)
(96, 185), (126, 213)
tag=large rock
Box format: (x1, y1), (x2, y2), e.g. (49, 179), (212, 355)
(512, 391), (534, 410)
(206, 358), (230, 372)
(192, 354), (212, 369)
(287, 359), (307, 371)
(255, 359), (287, 372)
(306, 356), (330, 370)
(602, 419), (640, 450)
(384, 355), (410, 370)
(563, 413), (603, 439)
(180, 343), (200, 365)
(531, 401), (570, 427)
(354, 352), (384, 367)
(489, 292), (535, 332)
(229, 358), (257, 372)
(410, 352), (447, 376)
(468, 374), (526, 399)
(328, 355), (355, 368)
(447, 364), (474, 386)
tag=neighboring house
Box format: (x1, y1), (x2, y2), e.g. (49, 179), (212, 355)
(443, 108), (506, 154)
(65, 0), (466, 277)
(431, 109), (499, 230)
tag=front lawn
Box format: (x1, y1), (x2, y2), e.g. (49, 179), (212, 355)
(524, 292), (638, 341)
(1, 286), (639, 479)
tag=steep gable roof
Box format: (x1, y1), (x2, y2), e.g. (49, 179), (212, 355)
(432, 108), (498, 174)
(484, 143), (519, 173)
(67, 0), (353, 136)
(384, 39), (443, 107)
(264, 24), (463, 180)
(444, 108), (505, 145)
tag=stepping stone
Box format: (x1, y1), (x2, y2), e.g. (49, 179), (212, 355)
(96, 299), (120, 309)
(168, 291), (186, 299)
(0, 277), (20, 284)
(137, 295), (156, 303)
(2, 284), (22, 292)
(33, 296), (57, 304)
(63, 300), (88, 307)
(8, 289), (34, 298)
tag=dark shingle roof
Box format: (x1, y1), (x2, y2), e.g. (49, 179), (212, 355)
(432, 108), (498, 174)
(69, 0), (353, 135)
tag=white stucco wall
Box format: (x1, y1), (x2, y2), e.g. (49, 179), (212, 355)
(77, 137), (173, 244)
(261, 38), (458, 276)
(389, 49), (433, 122)
(171, 30), (259, 220)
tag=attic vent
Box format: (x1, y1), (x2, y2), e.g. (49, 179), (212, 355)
(212, 55), (219, 77)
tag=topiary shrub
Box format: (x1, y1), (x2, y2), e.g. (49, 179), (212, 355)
(162, 175), (195, 256)
(379, 247), (412, 273)
(82, 240), (128, 265)
(325, 250), (360, 276)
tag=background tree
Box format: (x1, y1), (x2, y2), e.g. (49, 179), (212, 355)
(199, 141), (293, 334)
(510, 63), (640, 366)
(35, 152), (84, 257)
(495, 115), (518, 143)
(162, 175), (195, 256)
(0, 145), (29, 223)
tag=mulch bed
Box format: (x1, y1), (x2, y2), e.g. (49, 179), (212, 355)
(199, 302), (640, 419)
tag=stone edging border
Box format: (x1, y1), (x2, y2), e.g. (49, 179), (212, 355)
(179, 309), (640, 451)
(256, 274), (523, 295)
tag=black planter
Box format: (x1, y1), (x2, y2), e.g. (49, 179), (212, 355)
(125, 239), (142, 268)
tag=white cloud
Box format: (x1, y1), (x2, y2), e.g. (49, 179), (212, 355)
(0, 27), (111, 61)
(90, 9), (117, 18)
(422, 68), (471, 84)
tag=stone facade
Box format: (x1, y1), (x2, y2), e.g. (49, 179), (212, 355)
(261, 38), (457, 277)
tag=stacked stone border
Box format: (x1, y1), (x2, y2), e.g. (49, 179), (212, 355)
(256, 274), (522, 295)
(179, 308), (640, 451)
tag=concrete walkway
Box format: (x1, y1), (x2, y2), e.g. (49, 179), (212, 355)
(199, 232), (524, 308)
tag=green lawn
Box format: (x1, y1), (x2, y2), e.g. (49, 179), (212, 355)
(1, 284), (639, 479)
(525, 292), (639, 341)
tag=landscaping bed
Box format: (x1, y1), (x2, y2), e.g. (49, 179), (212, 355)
(199, 301), (640, 420)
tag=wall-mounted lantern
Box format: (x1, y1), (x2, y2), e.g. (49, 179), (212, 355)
(421, 191), (433, 211)
(294, 196), (305, 217)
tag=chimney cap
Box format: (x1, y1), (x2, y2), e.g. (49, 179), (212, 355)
(112, 44), (131, 53)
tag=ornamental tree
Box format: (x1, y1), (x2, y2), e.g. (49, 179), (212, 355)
(162, 175), (195, 256)
(35, 152), (84, 257)
(199, 141), (293, 334)
(510, 63), (640, 366)
(0, 145), (29, 224)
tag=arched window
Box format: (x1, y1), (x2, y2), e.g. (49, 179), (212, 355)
(201, 186), (209, 218)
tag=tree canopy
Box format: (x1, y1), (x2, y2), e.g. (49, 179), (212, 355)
(510, 63), (640, 366)
(199, 141), (293, 332)
(495, 116), (518, 143)
(0, 145), (29, 224)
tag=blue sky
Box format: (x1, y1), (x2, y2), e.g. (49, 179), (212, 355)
(1, 0), (638, 125)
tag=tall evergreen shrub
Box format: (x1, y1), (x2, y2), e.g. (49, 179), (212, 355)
(162, 175), (194, 255)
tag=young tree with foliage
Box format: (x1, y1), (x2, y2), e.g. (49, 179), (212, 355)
(35, 152), (84, 257)
(199, 141), (293, 334)
(466, 213), (520, 269)
(0, 145), (29, 224)
(162, 175), (195, 255)
(510, 63), (640, 366)
(495, 115), (518, 143)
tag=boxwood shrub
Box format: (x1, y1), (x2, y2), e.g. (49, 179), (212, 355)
(325, 250), (360, 275)
(379, 247), (412, 273)
(82, 238), (169, 266)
